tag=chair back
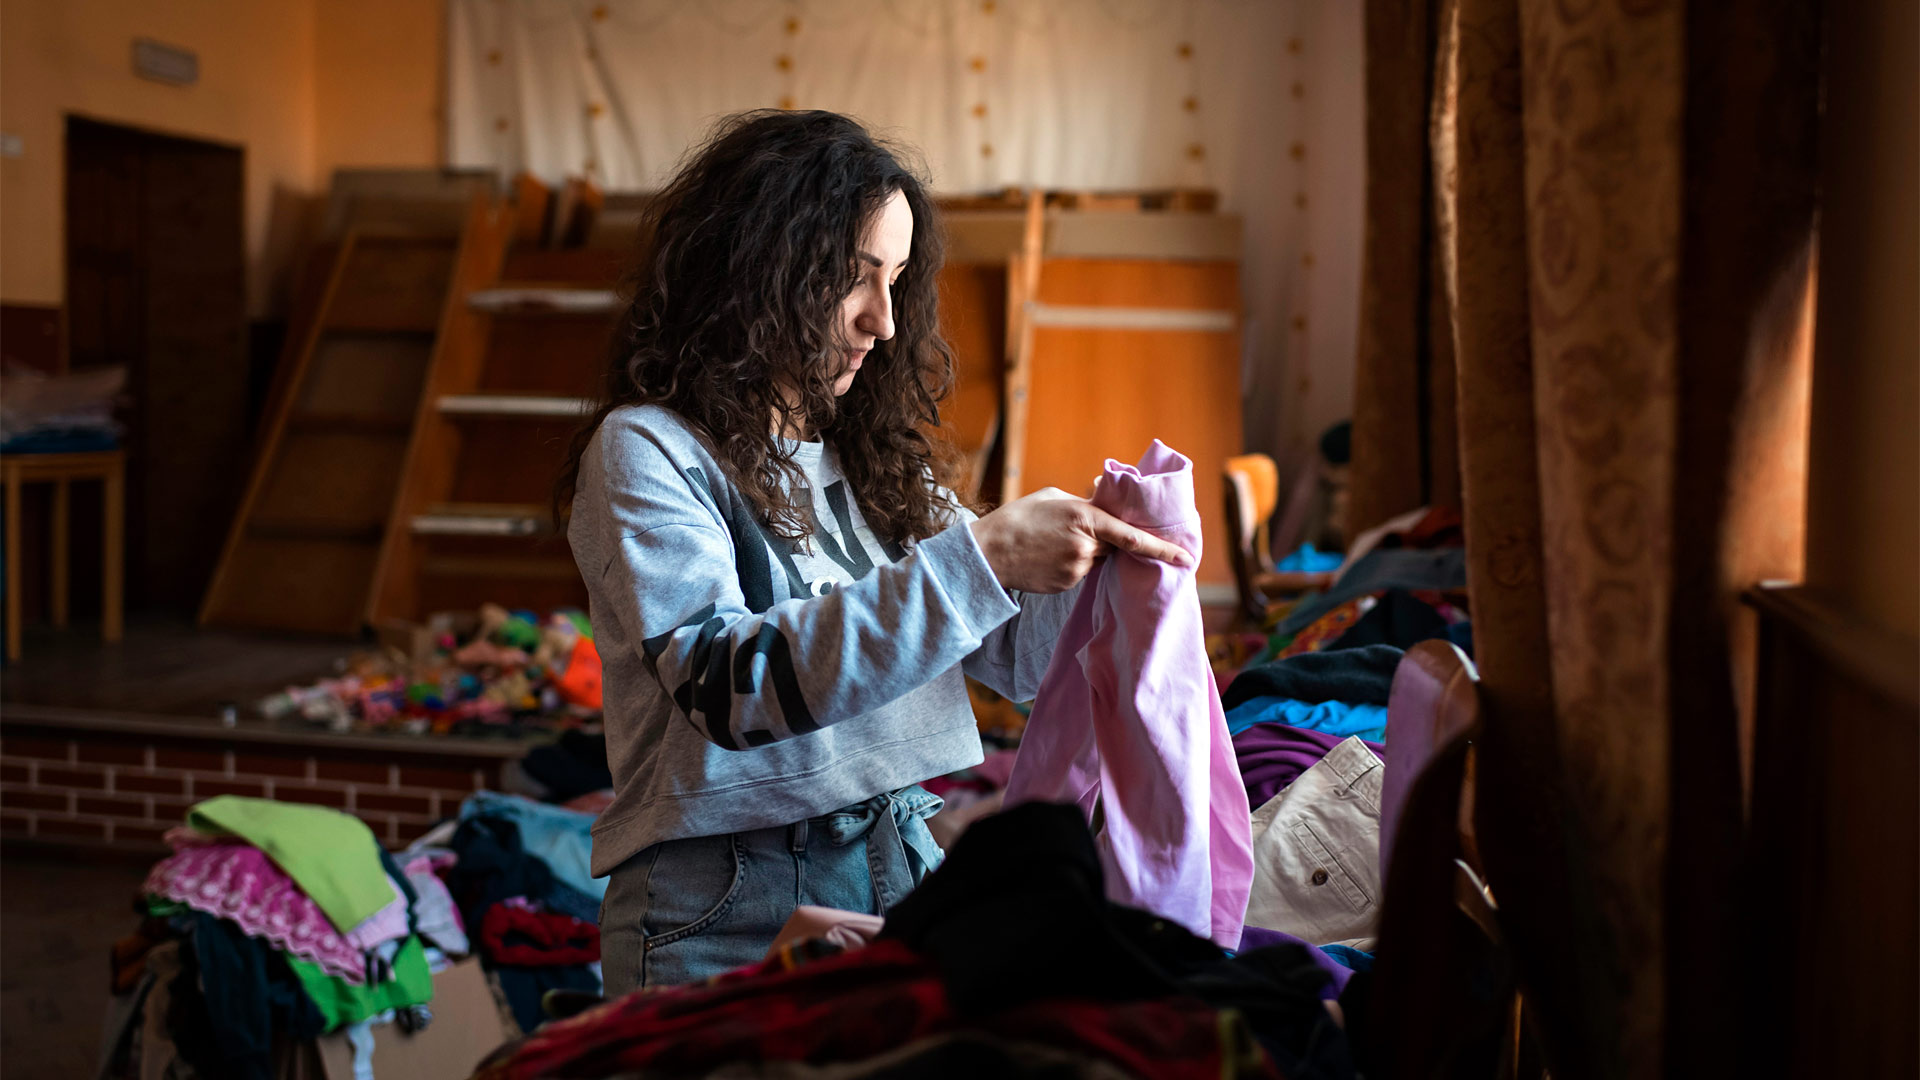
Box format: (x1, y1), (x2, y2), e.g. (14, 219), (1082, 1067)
(1222, 453), (1280, 624)
(1369, 641), (1543, 1079)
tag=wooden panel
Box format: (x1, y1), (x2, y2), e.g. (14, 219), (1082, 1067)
(446, 418), (577, 505)
(478, 315), (612, 396)
(935, 264), (1006, 462)
(1742, 585), (1918, 1078)
(0, 305), (62, 373)
(211, 538), (380, 634)
(501, 248), (626, 285)
(295, 334), (433, 422)
(1020, 259), (1241, 586)
(326, 238), (457, 332)
(366, 197), (517, 625)
(253, 432), (408, 532)
(416, 534), (586, 614)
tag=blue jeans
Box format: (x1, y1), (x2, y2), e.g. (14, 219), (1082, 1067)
(599, 785), (944, 995)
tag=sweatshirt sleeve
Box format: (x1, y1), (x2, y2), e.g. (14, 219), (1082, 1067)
(962, 581), (1081, 702)
(586, 431), (1020, 751)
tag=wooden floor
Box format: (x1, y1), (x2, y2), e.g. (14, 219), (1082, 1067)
(0, 849), (153, 1080)
(1, 616), (353, 721)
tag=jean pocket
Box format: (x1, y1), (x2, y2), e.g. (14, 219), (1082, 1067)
(640, 832), (743, 948)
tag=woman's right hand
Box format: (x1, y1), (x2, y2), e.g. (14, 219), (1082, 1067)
(969, 488), (1195, 594)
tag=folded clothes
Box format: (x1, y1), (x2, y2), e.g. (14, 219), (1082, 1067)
(446, 814), (602, 932)
(481, 900), (600, 966)
(403, 853), (470, 956)
(1224, 697), (1388, 742)
(186, 796), (394, 934)
(1233, 722), (1385, 808)
(144, 843), (371, 983)
(1271, 548), (1468, 639)
(460, 792), (604, 904)
(1222, 644), (1404, 711)
(1235, 925), (1352, 999)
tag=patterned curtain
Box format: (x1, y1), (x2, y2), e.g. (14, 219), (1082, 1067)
(1355, 0), (1822, 1073)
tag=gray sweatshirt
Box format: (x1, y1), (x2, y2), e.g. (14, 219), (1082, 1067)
(570, 404), (1075, 876)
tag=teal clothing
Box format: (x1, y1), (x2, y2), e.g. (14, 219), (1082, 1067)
(286, 936), (433, 1031)
(187, 796), (393, 933)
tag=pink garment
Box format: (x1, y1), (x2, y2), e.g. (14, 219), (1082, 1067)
(763, 905), (885, 959)
(145, 843), (368, 983)
(1003, 440), (1254, 948)
(342, 879), (410, 952)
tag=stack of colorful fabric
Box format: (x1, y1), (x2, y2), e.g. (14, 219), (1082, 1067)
(469, 804), (1352, 1080)
(104, 796), (468, 1079)
(441, 791), (606, 1034)
(258, 605), (603, 736)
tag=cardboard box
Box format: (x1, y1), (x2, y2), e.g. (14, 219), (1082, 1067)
(312, 959), (510, 1080)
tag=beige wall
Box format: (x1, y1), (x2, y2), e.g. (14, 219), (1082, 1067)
(0, 0), (446, 318)
(315, 0), (443, 177)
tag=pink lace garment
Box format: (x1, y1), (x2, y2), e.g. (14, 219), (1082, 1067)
(145, 839), (371, 982)
(1003, 440), (1255, 948)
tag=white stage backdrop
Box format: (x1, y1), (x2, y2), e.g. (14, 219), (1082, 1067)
(447, 0), (1364, 472)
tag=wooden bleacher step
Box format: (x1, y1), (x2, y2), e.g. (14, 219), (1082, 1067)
(200, 181), (492, 635)
(467, 287), (620, 314)
(436, 394), (593, 418)
(411, 504), (548, 538)
(366, 175), (622, 625)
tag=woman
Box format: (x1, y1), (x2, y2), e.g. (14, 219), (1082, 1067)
(557, 110), (1194, 994)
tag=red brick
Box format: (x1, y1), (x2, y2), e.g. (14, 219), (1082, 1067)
(153, 746), (226, 772)
(115, 824), (172, 847)
(273, 785), (347, 808)
(0, 736), (71, 761)
(150, 799), (195, 824)
(194, 778), (266, 799)
(398, 764), (484, 792)
(114, 774), (182, 795)
(355, 791), (431, 815)
(77, 741), (148, 766)
(314, 758), (391, 785)
(37, 817), (107, 840)
(231, 753), (310, 779)
(2, 790), (68, 811)
(77, 795), (148, 818)
(0, 812), (31, 834)
(37, 767), (107, 790)
(393, 818), (441, 843)
(0, 764), (27, 783)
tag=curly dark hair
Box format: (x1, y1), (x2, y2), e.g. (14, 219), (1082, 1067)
(553, 110), (965, 548)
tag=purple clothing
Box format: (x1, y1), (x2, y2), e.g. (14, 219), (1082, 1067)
(1005, 441), (1254, 949)
(1234, 722), (1387, 807)
(1236, 924), (1353, 998)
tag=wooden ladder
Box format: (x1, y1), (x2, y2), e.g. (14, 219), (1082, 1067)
(365, 185), (623, 626)
(200, 197), (486, 634)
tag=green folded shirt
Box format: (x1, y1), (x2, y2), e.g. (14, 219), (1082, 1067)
(186, 795), (394, 933)
(286, 935), (433, 1031)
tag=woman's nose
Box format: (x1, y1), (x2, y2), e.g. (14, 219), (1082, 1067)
(857, 285), (895, 341)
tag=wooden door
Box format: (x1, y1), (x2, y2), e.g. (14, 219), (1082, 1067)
(66, 117), (247, 615)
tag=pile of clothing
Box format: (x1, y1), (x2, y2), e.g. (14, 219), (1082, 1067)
(102, 796), (468, 1079)
(1203, 509), (1472, 999)
(434, 791), (607, 1034)
(259, 605), (603, 736)
(471, 803), (1352, 1079)
(1245, 507), (1471, 670)
(0, 364), (123, 453)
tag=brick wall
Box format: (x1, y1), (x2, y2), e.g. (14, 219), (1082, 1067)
(0, 726), (512, 850)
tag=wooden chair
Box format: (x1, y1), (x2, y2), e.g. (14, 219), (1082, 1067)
(1222, 453), (1337, 625)
(1367, 640), (1542, 1079)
